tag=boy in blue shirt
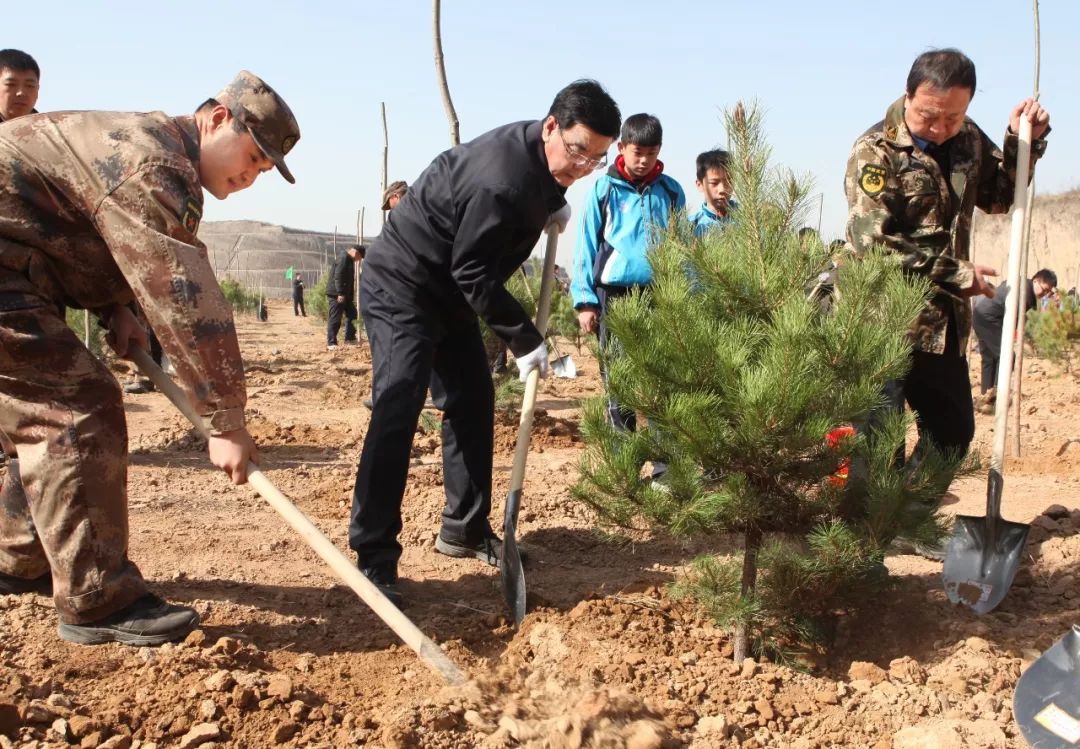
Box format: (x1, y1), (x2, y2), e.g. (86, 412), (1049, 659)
(571, 114), (685, 460)
(689, 149), (735, 237)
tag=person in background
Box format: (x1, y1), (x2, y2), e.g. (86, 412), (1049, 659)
(325, 245), (362, 350)
(293, 273), (306, 316)
(971, 268), (1057, 413)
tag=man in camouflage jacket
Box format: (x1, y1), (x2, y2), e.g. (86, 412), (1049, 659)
(0, 71), (300, 645)
(845, 49), (1049, 477)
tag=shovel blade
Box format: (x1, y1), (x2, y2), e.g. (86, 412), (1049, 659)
(1014, 626), (1080, 749)
(551, 355), (576, 379)
(501, 488), (527, 626)
(943, 513), (1030, 614)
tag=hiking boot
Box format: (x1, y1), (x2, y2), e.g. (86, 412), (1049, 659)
(0, 570), (52, 596)
(890, 537), (947, 562)
(57, 593), (199, 646)
(360, 564), (403, 608)
(435, 532), (527, 568)
(327, 344), (338, 351)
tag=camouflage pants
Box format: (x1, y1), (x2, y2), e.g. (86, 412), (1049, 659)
(0, 295), (147, 624)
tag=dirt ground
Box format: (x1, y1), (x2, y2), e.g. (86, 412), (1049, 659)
(1, 298), (1078, 749)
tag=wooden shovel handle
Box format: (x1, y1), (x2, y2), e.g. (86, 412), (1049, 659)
(128, 347), (466, 685)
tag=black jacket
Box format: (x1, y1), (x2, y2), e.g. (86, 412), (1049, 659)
(362, 120), (566, 356)
(325, 250), (356, 299)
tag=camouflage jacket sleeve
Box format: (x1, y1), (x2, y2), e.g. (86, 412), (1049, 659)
(973, 125), (1049, 215)
(95, 164), (247, 435)
(844, 138), (973, 293)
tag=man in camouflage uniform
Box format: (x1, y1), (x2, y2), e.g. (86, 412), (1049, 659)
(845, 48), (1049, 557)
(0, 70), (300, 645)
(0, 50), (41, 468)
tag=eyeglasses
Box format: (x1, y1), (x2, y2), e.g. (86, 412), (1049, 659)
(557, 128), (608, 171)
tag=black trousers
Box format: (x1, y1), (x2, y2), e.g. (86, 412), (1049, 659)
(596, 284), (667, 478)
(326, 296), (357, 345)
(349, 274), (495, 568)
(293, 296), (306, 316)
(971, 307), (1003, 394)
(882, 319), (975, 465)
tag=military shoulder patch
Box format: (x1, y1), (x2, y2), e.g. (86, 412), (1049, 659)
(181, 195), (202, 234)
(859, 165), (887, 198)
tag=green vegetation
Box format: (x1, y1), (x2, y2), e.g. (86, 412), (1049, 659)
(572, 103), (958, 662)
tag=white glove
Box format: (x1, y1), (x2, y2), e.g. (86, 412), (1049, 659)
(546, 204), (572, 234)
(515, 342), (550, 382)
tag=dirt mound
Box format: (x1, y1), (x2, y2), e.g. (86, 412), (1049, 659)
(494, 408), (583, 453)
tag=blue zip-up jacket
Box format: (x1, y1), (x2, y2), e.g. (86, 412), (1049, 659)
(571, 165), (686, 309)
(689, 200), (737, 237)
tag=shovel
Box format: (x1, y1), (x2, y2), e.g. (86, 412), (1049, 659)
(942, 115), (1034, 615)
(518, 267), (576, 378)
(1014, 626), (1080, 748)
(502, 229), (559, 625)
(128, 347), (467, 686)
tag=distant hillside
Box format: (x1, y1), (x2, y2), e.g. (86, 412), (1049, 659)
(972, 186), (1080, 292)
(201, 220), (372, 298)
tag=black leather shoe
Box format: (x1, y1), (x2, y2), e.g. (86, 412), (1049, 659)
(0, 571), (52, 596)
(435, 532), (528, 568)
(360, 564), (403, 608)
(57, 593), (199, 646)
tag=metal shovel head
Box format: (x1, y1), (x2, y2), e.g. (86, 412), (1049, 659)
(943, 514), (1030, 615)
(1014, 626), (1080, 748)
(551, 353), (576, 378)
(501, 488), (527, 625)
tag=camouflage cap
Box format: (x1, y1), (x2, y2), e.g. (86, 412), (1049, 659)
(381, 180), (408, 210)
(215, 70), (300, 184)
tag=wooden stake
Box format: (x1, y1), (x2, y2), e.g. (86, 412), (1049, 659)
(432, 0), (460, 147)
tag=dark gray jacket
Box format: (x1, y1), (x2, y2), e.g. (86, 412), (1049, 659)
(362, 120), (566, 355)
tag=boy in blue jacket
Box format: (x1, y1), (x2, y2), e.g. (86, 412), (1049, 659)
(571, 114), (685, 463)
(689, 149), (736, 237)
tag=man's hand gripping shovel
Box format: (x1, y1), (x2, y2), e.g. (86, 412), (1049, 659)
(128, 347), (466, 685)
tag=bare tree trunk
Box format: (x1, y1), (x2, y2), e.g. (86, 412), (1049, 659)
(432, 0), (460, 147)
(733, 526), (762, 664)
(1011, 0), (1041, 456)
(355, 208), (364, 310)
(381, 102), (389, 226)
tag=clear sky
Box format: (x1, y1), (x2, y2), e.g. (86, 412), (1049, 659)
(9, 1), (1079, 266)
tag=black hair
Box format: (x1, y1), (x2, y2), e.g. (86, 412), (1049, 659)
(906, 48), (976, 97)
(1033, 268), (1057, 288)
(0, 49), (39, 78)
(547, 79), (621, 139)
(620, 113), (662, 147)
(696, 149), (731, 181)
(348, 243), (366, 259)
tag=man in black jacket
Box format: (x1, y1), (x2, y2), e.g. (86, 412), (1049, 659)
(350, 80), (621, 605)
(325, 245), (362, 349)
(292, 273), (306, 316)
